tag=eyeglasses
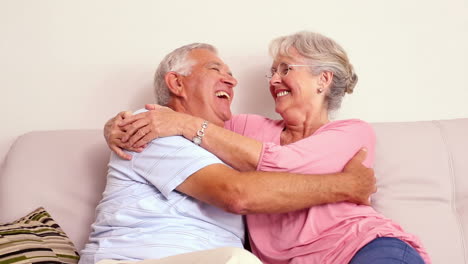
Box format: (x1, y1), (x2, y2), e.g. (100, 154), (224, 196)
(265, 62), (314, 79)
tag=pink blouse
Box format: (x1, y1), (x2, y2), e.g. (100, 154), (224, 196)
(225, 114), (430, 264)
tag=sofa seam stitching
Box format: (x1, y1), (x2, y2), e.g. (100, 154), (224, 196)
(433, 120), (467, 264)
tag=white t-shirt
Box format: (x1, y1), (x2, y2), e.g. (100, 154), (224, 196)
(79, 132), (244, 264)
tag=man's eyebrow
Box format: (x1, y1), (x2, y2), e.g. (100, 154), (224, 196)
(206, 62), (233, 76)
(206, 62), (222, 67)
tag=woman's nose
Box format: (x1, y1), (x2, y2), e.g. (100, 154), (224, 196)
(269, 72), (282, 86)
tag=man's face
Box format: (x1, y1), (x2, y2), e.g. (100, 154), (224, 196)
(180, 49), (237, 126)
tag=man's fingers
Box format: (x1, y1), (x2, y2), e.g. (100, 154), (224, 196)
(351, 148), (368, 164)
(362, 199), (371, 206)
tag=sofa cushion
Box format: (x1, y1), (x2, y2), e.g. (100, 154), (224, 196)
(0, 130), (110, 251)
(0, 207), (79, 264)
(371, 118), (468, 264)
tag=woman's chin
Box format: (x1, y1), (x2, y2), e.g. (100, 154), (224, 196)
(275, 105), (285, 116)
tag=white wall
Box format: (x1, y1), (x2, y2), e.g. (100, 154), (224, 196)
(1, 0), (467, 164)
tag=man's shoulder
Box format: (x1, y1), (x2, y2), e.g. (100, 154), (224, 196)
(152, 135), (193, 146)
(142, 136), (222, 162)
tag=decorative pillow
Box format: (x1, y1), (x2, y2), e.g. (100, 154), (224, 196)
(0, 207), (79, 264)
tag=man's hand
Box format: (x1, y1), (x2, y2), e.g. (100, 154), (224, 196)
(119, 104), (189, 148)
(104, 111), (144, 160)
(342, 148), (376, 205)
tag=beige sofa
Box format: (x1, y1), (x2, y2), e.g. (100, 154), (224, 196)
(1, 118), (467, 264)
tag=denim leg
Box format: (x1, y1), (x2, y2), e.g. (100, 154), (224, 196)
(349, 237), (425, 264)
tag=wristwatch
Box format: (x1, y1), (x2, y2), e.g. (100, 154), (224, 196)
(193, 121), (208, 145)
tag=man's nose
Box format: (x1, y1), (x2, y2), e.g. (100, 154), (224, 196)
(222, 74), (237, 88)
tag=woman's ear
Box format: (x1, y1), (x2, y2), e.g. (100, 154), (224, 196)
(165, 72), (186, 98)
(319, 71), (334, 90)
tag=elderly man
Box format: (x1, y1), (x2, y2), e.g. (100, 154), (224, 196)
(80, 43), (375, 264)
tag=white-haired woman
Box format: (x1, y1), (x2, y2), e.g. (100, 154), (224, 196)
(107, 31), (430, 263)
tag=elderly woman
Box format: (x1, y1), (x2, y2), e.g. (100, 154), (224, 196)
(108, 32), (430, 263)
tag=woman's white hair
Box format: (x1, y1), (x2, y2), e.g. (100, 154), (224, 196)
(269, 31), (358, 111)
(153, 43), (217, 105)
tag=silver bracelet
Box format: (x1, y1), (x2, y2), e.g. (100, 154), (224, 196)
(192, 121), (208, 146)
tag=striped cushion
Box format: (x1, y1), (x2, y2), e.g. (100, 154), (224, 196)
(0, 207), (79, 264)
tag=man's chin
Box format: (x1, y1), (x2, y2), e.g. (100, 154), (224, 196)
(219, 111), (232, 124)
(223, 113), (232, 122)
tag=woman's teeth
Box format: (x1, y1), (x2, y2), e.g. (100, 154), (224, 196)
(276, 91), (290, 97)
(215, 91), (231, 100)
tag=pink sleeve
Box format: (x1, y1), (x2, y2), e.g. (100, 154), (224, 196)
(257, 120), (376, 174)
(224, 114), (248, 134)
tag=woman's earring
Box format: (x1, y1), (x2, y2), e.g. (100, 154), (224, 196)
(317, 88), (323, 94)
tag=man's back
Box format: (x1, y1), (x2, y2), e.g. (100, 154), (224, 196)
(79, 136), (244, 264)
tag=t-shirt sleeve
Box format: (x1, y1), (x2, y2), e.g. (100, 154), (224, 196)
(257, 119), (376, 174)
(131, 136), (224, 199)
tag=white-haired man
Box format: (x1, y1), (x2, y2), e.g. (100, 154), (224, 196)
(79, 43), (375, 264)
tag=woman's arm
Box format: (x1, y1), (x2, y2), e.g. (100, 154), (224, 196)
(118, 105), (263, 171)
(256, 119), (376, 174)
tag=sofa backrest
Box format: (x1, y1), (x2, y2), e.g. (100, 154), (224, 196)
(1, 119), (467, 263)
(372, 119), (468, 264)
(0, 130), (109, 252)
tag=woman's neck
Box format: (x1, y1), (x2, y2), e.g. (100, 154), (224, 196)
(280, 108), (329, 145)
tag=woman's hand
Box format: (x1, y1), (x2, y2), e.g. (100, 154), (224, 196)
(104, 111), (145, 160)
(120, 104), (191, 148)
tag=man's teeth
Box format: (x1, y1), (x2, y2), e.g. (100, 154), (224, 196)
(215, 91), (231, 100)
(276, 91), (290, 97)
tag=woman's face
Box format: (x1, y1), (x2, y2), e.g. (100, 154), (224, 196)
(269, 48), (322, 118)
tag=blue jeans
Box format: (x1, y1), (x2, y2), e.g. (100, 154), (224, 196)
(349, 237), (425, 264)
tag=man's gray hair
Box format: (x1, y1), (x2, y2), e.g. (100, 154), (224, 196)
(154, 43), (217, 105)
(269, 31), (358, 111)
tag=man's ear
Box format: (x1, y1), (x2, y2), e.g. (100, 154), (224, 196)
(319, 71), (334, 90)
(165, 72), (186, 98)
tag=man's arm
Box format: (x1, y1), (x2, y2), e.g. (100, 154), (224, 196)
(177, 148), (375, 214)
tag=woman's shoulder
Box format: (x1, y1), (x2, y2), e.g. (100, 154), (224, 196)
(230, 113), (279, 122)
(318, 119), (375, 140)
(225, 114), (283, 132)
(324, 118), (373, 131)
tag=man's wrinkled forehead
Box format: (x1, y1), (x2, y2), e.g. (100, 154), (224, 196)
(189, 49), (230, 69)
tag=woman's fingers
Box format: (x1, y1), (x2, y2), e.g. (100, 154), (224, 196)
(122, 118), (150, 142)
(145, 104), (164, 110)
(124, 126), (148, 146)
(111, 144), (132, 160)
(133, 132), (156, 148)
(119, 111), (146, 127)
